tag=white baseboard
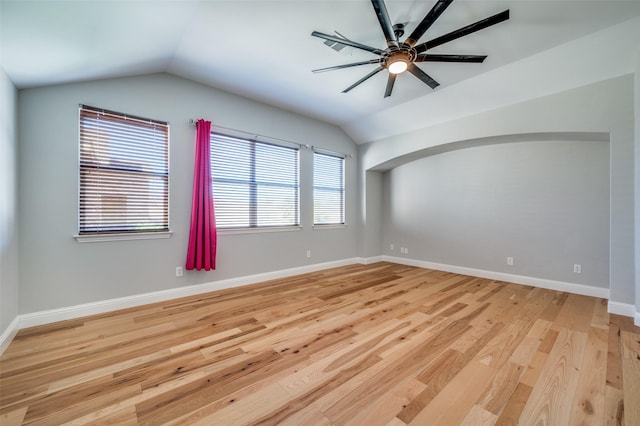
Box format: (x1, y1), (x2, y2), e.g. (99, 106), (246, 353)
(383, 255), (610, 299)
(0, 316), (20, 356)
(607, 300), (636, 317)
(608, 301), (640, 327)
(358, 255), (384, 265)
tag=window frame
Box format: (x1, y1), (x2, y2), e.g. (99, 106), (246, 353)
(210, 132), (301, 233)
(313, 150), (346, 228)
(75, 105), (171, 243)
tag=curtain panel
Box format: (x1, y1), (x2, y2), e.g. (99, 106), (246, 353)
(186, 119), (217, 270)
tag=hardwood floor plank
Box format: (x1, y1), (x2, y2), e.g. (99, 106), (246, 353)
(509, 336), (542, 367)
(25, 384), (141, 426)
(476, 319), (532, 368)
(397, 322), (504, 423)
(264, 402), (333, 426)
(519, 350), (550, 388)
(518, 328), (588, 425)
(134, 350), (285, 424)
(324, 319), (473, 424)
(606, 317), (624, 390)
(460, 404), (498, 426)
(621, 329), (640, 423)
(387, 418), (408, 426)
(539, 291), (569, 323)
(407, 360), (495, 425)
(569, 326), (608, 425)
(591, 298), (610, 330)
(0, 406), (27, 425)
(478, 361), (525, 416)
(60, 401), (140, 426)
(0, 262), (638, 425)
(494, 382), (532, 426)
(345, 377), (426, 426)
(252, 345), (385, 425)
(0, 321), (175, 378)
(322, 320), (409, 373)
(551, 293), (597, 333)
(375, 313), (441, 359)
(604, 384), (625, 426)
(538, 328), (559, 354)
(190, 381), (293, 426)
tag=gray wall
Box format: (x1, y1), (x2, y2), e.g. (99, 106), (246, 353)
(358, 170), (383, 259)
(1, 67), (19, 335)
(361, 75), (635, 305)
(382, 140), (610, 287)
(17, 73), (359, 314)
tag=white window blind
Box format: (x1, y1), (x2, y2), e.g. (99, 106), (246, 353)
(78, 105), (169, 234)
(314, 151), (345, 225)
(211, 133), (299, 229)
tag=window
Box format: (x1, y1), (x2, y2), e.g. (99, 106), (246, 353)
(78, 105), (169, 236)
(314, 151), (345, 225)
(211, 133), (299, 229)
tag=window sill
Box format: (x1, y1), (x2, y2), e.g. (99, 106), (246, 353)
(313, 224), (347, 230)
(217, 226), (302, 235)
(74, 231), (173, 243)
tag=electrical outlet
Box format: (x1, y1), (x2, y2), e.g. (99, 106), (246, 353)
(176, 267), (183, 277)
(507, 257), (513, 266)
(405, 247), (409, 254)
(390, 243), (394, 251)
(306, 250), (311, 258)
(573, 264), (581, 273)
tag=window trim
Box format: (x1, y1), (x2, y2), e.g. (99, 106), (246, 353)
(77, 105), (170, 240)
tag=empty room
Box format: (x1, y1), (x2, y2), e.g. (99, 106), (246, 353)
(1, 0), (640, 424)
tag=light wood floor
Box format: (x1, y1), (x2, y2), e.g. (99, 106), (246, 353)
(1, 262), (639, 425)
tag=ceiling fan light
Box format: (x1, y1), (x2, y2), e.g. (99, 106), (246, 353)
(387, 58), (408, 74)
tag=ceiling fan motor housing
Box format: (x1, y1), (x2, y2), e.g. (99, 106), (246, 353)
(383, 47), (416, 73)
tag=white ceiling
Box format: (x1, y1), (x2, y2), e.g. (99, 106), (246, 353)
(2, 0), (640, 144)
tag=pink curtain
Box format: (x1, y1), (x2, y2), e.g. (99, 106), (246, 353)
(186, 119), (217, 270)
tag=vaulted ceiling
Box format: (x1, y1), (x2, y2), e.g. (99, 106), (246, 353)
(2, 0), (640, 144)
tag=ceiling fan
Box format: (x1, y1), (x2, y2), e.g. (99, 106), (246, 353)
(311, 0), (510, 97)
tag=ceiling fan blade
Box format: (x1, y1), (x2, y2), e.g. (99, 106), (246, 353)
(312, 31), (384, 55)
(313, 59), (382, 73)
(414, 9), (509, 53)
(384, 73), (397, 98)
(371, 0), (399, 48)
(404, 0), (453, 47)
(407, 63), (439, 89)
(342, 66), (385, 93)
(414, 54), (487, 63)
